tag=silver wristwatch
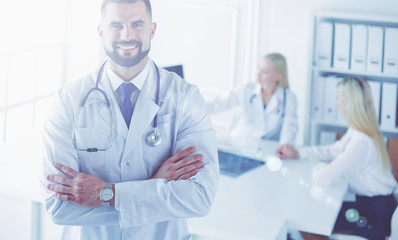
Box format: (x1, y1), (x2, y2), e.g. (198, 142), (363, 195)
(99, 183), (114, 207)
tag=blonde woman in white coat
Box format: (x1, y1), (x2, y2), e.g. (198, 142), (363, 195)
(208, 53), (298, 145)
(276, 77), (397, 240)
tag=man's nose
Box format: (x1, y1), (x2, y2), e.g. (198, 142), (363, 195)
(120, 26), (135, 40)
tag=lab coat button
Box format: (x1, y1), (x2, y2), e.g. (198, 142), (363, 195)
(128, 233), (133, 238)
(126, 162), (130, 166)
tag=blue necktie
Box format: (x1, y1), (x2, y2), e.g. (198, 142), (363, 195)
(119, 83), (136, 128)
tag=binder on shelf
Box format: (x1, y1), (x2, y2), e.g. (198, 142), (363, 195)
(316, 21), (334, 68)
(323, 76), (340, 122)
(383, 27), (398, 74)
(381, 82), (397, 130)
(367, 26), (383, 73)
(351, 24), (368, 71)
(333, 23), (351, 70)
(311, 76), (325, 121)
(367, 80), (381, 122)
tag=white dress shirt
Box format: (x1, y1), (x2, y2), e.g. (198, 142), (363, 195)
(299, 128), (397, 197)
(107, 61), (149, 111)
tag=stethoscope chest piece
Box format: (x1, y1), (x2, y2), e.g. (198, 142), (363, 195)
(146, 128), (161, 147)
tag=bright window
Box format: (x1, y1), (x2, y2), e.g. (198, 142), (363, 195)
(0, 0), (67, 141)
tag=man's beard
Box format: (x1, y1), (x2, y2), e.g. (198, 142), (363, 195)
(105, 40), (150, 67)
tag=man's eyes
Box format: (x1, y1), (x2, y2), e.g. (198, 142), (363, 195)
(109, 24), (123, 30)
(132, 22), (144, 28)
(109, 23), (144, 30)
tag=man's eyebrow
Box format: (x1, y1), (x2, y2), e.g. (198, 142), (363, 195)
(131, 20), (146, 24)
(109, 21), (122, 25)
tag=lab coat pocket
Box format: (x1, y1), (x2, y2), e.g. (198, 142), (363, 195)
(74, 128), (109, 166)
(156, 111), (176, 124)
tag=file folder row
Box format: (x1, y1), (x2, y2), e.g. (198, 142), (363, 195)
(311, 76), (398, 130)
(316, 21), (398, 74)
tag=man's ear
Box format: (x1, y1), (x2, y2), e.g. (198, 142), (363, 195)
(150, 22), (157, 40)
(98, 24), (103, 37)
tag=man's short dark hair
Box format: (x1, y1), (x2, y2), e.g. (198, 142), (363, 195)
(101, 0), (152, 20)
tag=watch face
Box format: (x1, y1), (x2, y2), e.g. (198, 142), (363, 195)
(101, 188), (113, 201)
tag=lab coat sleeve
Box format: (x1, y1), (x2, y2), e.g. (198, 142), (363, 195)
(298, 131), (350, 161)
(311, 138), (369, 186)
(279, 90), (298, 145)
(206, 87), (243, 113)
(41, 87), (120, 226)
(116, 85), (219, 228)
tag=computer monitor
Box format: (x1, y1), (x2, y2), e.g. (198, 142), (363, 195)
(164, 65), (184, 78)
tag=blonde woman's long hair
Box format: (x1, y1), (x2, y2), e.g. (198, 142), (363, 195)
(266, 53), (289, 88)
(337, 77), (391, 170)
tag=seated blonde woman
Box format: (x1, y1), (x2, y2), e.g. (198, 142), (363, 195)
(276, 77), (397, 240)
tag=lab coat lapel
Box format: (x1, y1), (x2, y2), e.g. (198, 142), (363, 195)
(127, 94), (159, 146)
(97, 70), (129, 140)
(265, 86), (281, 115)
(126, 64), (159, 148)
(266, 96), (277, 114)
(252, 84), (264, 110)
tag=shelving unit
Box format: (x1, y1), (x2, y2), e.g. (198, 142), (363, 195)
(307, 11), (398, 145)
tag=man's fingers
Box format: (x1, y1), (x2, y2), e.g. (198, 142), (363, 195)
(54, 163), (79, 178)
(176, 154), (203, 169)
(176, 160), (204, 177)
(168, 146), (196, 163)
(47, 174), (74, 186)
(47, 184), (72, 194)
(55, 192), (75, 202)
(177, 169), (200, 180)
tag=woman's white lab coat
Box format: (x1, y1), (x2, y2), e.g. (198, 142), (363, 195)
(41, 60), (219, 240)
(208, 83), (298, 144)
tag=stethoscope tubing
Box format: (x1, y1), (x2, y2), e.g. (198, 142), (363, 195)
(249, 87), (286, 118)
(81, 61), (110, 108)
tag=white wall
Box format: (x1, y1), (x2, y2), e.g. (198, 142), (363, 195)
(264, 0), (398, 145)
(151, 0), (261, 100)
(65, 0), (101, 83)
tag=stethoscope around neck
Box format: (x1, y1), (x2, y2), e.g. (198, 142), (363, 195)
(72, 61), (162, 152)
(248, 87), (286, 118)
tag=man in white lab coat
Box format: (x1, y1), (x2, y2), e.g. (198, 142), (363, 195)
(42, 0), (219, 239)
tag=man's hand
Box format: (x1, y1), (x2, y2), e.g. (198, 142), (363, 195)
(151, 146), (204, 181)
(47, 163), (106, 208)
(47, 147), (204, 207)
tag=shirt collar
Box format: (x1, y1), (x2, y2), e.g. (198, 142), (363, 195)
(106, 61), (150, 92)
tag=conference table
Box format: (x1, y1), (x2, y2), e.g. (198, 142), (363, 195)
(188, 136), (348, 240)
